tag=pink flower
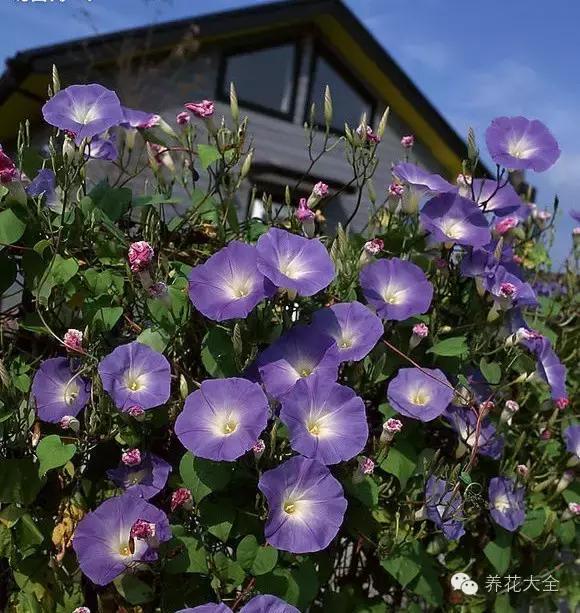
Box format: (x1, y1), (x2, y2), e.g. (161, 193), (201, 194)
(505, 400), (519, 413)
(568, 502), (580, 515)
(252, 439), (266, 456)
(295, 197), (315, 222)
(176, 111), (190, 126)
(516, 464), (529, 478)
(495, 216), (519, 235)
(499, 282), (517, 298)
(385, 418), (403, 433)
(357, 124), (381, 144)
(130, 519), (156, 540)
(358, 456), (375, 475)
(59, 415), (80, 433)
(73, 608), (91, 613)
(540, 428), (551, 440)
(121, 448), (142, 467)
(412, 323), (429, 338)
(555, 397), (569, 410)
(170, 487), (193, 512)
(400, 135), (415, 148)
(184, 100), (215, 119)
(512, 254), (523, 265)
(0, 147), (18, 183)
(312, 182), (329, 198)
(388, 182), (405, 197)
(127, 405), (145, 419)
(63, 328), (83, 352)
(128, 241), (154, 273)
(479, 400), (495, 412)
(363, 238), (384, 255)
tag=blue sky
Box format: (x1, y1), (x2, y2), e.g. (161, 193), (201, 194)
(1, 0), (578, 265)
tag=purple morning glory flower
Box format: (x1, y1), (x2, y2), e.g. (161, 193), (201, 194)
(188, 241), (275, 321)
(98, 341), (171, 411)
(469, 178), (522, 216)
(72, 492), (171, 585)
(387, 367), (454, 422)
(86, 134), (118, 161)
(257, 326), (339, 399)
(31, 357), (90, 423)
(460, 241), (522, 283)
(311, 301), (383, 362)
(42, 84), (124, 143)
(256, 228), (335, 296)
(425, 477), (465, 540)
(176, 606), (231, 613)
(175, 378), (269, 461)
(258, 455), (347, 553)
(120, 107), (160, 129)
(488, 477), (525, 532)
(485, 265), (538, 310)
(421, 192), (491, 248)
(107, 452), (172, 499)
(392, 162), (455, 193)
(26, 169), (60, 211)
(444, 406), (504, 460)
(563, 425), (580, 458)
(279, 374), (368, 465)
(359, 258), (433, 321)
(240, 595), (299, 613)
(485, 116), (560, 172)
(570, 209), (580, 223)
(533, 337), (568, 402)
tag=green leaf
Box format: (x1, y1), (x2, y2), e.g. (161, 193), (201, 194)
(236, 535), (278, 576)
(484, 529), (512, 574)
(212, 551), (246, 592)
(36, 254), (79, 303)
(408, 563), (443, 606)
(14, 514), (44, 557)
(0, 459), (43, 505)
(381, 440), (418, 489)
(162, 530), (208, 574)
(0, 209), (25, 247)
(381, 548), (422, 588)
(292, 558), (319, 610)
(198, 144), (222, 169)
(114, 574), (155, 605)
(147, 285), (189, 333)
(255, 568), (300, 606)
(345, 477), (379, 508)
(480, 358), (501, 384)
(427, 336), (468, 357)
(200, 500), (235, 542)
(91, 305), (123, 332)
(520, 508), (546, 539)
(88, 182), (132, 221)
(133, 194), (182, 207)
(201, 327), (238, 377)
(137, 328), (170, 353)
(36, 435), (76, 476)
(179, 453), (232, 503)
(84, 268), (124, 297)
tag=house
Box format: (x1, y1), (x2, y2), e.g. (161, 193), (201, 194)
(0, 0), (476, 229)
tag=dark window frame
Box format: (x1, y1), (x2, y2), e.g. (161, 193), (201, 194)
(305, 43), (376, 135)
(216, 38), (303, 121)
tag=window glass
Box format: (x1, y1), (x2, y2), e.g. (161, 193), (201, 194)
(222, 44), (296, 115)
(308, 56), (372, 131)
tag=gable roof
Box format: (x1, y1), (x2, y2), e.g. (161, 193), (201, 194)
(0, 0), (470, 176)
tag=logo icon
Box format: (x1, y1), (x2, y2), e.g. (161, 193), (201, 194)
(451, 572), (479, 595)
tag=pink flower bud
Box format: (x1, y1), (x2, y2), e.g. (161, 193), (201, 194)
(494, 216), (519, 235)
(176, 112), (190, 126)
(534, 210), (551, 223)
(385, 418), (403, 433)
(356, 125), (380, 144)
(516, 464), (529, 478)
(128, 241), (154, 273)
(358, 456), (375, 475)
(412, 323), (429, 338)
(73, 608), (91, 613)
(130, 519), (156, 540)
(121, 449), (142, 467)
(364, 238), (384, 255)
(184, 100), (215, 119)
(499, 282), (517, 298)
(479, 400), (495, 412)
(0, 147), (18, 184)
(556, 470), (575, 493)
(139, 114), (161, 129)
(252, 439), (266, 456)
(63, 328), (83, 352)
(400, 135), (415, 148)
(456, 173), (472, 187)
(312, 182), (329, 198)
(512, 254), (523, 265)
(295, 197), (315, 222)
(127, 405), (146, 420)
(568, 502), (580, 515)
(540, 428), (551, 440)
(59, 415), (80, 433)
(505, 400), (519, 413)
(555, 397), (569, 410)
(573, 227), (580, 236)
(171, 487), (193, 512)
(388, 182), (405, 197)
